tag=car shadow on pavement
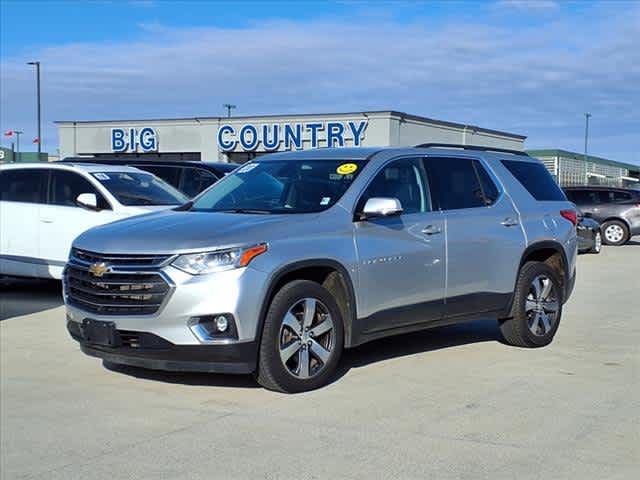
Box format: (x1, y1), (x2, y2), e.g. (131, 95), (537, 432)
(333, 319), (501, 382)
(0, 277), (64, 321)
(103, 318), (502, 390)
(102, 362), (261, 388)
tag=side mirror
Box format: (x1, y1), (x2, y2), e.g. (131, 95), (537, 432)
(76, 193), (99, 211)
(361, 197), (403, 219)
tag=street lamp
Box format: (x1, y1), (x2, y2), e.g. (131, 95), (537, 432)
(583, 112), (591, 162)
(223, 104), (236, 118)
(27, 61), (41, 156)
(13, 130), (24, 162)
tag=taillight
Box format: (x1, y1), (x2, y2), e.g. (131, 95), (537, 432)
(560, 209), (577, 226)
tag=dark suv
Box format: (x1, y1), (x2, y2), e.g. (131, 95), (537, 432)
(59, 158), (237, 198)
(564, 186), (640, 245)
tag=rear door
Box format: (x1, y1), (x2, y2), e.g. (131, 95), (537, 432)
(354, 157), (445, 331)
(425, 156), (526, 317)
(0, 168), (48, 277)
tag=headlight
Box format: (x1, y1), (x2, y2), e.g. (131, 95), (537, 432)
(171, 243), (267, 275)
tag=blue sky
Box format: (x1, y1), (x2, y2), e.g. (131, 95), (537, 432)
(1, 0), (639, 164)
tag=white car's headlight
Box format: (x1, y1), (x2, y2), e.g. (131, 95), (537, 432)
(171, 243), (267, 275)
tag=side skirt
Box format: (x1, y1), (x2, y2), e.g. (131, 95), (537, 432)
(349, 292), (512, 348)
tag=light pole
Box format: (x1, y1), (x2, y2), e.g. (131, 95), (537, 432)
(583, 112), (591, 162)
(13, 130), (24, 162)
(223, 104), (236, 118)
(27, 61), (41, 156)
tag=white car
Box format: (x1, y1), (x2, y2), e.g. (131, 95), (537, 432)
(0, 162), (187, 279)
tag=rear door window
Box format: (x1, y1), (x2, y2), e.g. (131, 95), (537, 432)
(611, 191), (633, 203)
(0, 168), (48, 204)
(425, 157), (487, 210)
(473, 161), (499, 205)
(502, 160), (566, 201)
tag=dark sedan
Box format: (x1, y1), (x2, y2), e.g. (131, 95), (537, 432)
(577, 214), (602, 254)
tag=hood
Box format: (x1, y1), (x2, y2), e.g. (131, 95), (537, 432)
(74, 209), (321, 254)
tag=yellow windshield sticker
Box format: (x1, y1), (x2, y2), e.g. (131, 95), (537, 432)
(336, 163), (357, 175)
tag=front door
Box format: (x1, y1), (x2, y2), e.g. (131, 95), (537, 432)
(354, 157), (446, 333)
(38, 170), (117, 277)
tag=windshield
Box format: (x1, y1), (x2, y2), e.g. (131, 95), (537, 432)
(92, 172), (187, 206)
(191, 160), (366, 213)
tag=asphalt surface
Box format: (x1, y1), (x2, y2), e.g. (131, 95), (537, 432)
(1, 241), (639, 480)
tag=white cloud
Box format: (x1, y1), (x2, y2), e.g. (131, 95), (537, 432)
(1, 6), (639, 163)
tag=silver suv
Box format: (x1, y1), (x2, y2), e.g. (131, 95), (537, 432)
(64, 145), (578, 392)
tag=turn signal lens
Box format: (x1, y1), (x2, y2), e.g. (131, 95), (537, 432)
(239, 243), (268, 267)
(560, 209), (577, 226)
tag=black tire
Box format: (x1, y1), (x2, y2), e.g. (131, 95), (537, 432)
(500, 261), (563, 348)
(256, 280), (344, 393)
(601, 220), (629, 246)
(590, 230), (602, 254)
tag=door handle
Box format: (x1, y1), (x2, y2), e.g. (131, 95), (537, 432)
(40, 219), (54, 224)
(501, 217), (519, 227)
(421, 225), (442, 235)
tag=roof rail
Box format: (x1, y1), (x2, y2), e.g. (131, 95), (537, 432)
(414, 143), (529, 157)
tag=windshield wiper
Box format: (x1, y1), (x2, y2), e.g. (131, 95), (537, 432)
(174, 201), (193, 211)
(213, 208), (273, 214)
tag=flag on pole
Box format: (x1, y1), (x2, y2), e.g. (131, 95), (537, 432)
(3, 130), (13, 137)
(32, 137), (40, 144)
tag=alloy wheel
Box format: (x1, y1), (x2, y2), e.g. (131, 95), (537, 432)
(525, 275), (559, 336)
(278, 298), (335, 379)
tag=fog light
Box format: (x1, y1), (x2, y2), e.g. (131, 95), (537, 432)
(188, 314), (238, 342)
(215, 315), (229, 332)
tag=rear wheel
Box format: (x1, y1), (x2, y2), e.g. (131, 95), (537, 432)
(500, 261), (562, 348)
(590, 230), (602, 254)
(256, 280), (344, 393)
(602, 220), (629, 246)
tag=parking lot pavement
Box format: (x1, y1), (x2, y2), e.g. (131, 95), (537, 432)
(1, 242), (639, 480)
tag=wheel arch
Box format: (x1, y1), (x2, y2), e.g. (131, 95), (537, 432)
(256, 259), (358, 348)
(505, 241), (571, 316)
(601, 216), (631, 230)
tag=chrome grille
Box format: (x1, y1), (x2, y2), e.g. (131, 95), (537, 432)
(65, 261), (171, 316)
(71, 248), (173, 267)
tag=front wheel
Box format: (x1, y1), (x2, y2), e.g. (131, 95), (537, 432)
(256, 280), (344, 393)
(500, 261), (562, 348)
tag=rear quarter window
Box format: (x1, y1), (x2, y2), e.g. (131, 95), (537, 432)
(502, 160), (566, 201)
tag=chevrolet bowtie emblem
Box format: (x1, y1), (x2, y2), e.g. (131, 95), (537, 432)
(88, 262), (111, 277)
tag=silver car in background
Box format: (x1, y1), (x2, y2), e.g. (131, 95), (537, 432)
(64, 145), (577, 392)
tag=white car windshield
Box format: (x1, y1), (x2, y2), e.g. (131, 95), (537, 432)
(92, 172), (187, 206)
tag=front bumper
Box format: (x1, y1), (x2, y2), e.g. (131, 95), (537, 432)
(67, 320), (257, 374)
(64, 264), (270, 345)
